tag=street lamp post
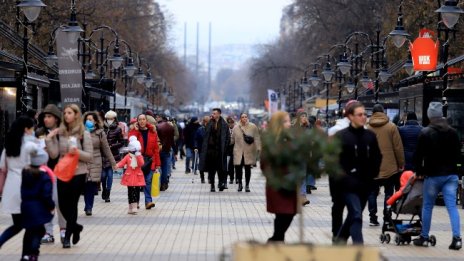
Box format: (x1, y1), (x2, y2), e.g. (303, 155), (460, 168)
(435, 0), (464, 117)
(15, 0), (46, 116)
(322, 57), (335, 126)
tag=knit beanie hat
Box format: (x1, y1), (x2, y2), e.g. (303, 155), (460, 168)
(427, 102), (443, 119)
(105, 110), (117, 119)
(30, 147), (49, 167)
(127, 136), (141, 152)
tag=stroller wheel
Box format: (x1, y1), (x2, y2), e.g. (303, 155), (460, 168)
(380, 234), (385, 243)
(429, 235), (437, 246)
(395, 235), (401, 246)
(385, 233), (391, 244)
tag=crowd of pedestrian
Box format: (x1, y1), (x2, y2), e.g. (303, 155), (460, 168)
(0, 100), (462, 260)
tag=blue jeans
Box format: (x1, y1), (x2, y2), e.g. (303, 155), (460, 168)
(339, 192), (369, 245)
(307, 175), (316, 187)
(185, 148), (193, 172)
(421, 175), (461, 238)
(160, 151), (171, 184)
(143, 170), (154, 204)
(300, 179), (307, 196)
(84, 181), (97, 211)
(101, 167), (114, 191)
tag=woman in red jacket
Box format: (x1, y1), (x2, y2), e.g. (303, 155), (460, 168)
(128, 114), (161, 209)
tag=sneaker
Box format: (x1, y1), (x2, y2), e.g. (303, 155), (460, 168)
(60, 229), (66, 244)
(41, 233), (55, 244)
(413, 236), (429, 247)
(449, 237), (462, 250)
(369, 219), (380, 226)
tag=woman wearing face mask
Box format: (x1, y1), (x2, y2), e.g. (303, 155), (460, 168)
(82, 111), (116, 216)
(45, 104), (93, 248)
(101, 110), (124, 203)
(0, 116), (39, 252)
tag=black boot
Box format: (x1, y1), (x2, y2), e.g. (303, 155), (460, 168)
(245, 185), (250, 192)
(449, 237), (462, 250)
(63, 230), (72, 248)
(72, 224), (83, 245)
(101, 189), (107, 200)
(210, 183), (216, 192)
(238, 183), (243, 192)
(105, 190), (111, 203)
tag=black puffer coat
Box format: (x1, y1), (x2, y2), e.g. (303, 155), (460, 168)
(102, 121), (124, 168)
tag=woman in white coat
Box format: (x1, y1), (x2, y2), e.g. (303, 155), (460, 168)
(231, 113), (261, 192)
(0, 116), (38, 249)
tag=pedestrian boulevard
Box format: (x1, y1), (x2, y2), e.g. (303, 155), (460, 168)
(0, 160), (463, 261)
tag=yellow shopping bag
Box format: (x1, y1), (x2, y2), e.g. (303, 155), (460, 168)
(151, 171), (161, 198)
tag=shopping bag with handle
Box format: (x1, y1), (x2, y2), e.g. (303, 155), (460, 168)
(151, 171), (161, 198)
(54, 151), (79, 182)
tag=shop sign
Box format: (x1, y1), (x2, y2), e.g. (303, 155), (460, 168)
(410, 29), (439, 71)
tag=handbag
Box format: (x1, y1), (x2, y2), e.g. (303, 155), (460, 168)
(141, 155), (153, 175)
(151, 171), (161, 198)
(54, 151), (79, 182)
(240, 126), (254, 145)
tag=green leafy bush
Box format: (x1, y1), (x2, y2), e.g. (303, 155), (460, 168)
(261, 128), (341, 191)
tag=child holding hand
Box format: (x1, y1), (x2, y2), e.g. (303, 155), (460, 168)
(116, 136), (145, 214)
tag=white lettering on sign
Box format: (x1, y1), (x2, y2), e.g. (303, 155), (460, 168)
(59, 69), (81, 74)
(419, 56), (431, 65)
(63, 97), (80, 103)
(60, 83), (82, 89)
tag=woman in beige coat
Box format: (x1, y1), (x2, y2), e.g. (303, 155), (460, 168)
(45, 104), (93, 249)
(231, 113), (261, 192)
(82, 111), (116, 216)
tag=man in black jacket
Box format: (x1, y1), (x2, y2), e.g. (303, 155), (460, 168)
(199, 108), (230, 192)
(335, 101), (382, 245)
(412, 102), (462, 250)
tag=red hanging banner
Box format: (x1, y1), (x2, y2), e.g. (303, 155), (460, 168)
(409, 28), (439, 72)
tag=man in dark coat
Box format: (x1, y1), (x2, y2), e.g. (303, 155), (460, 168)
(199, 108), (230, 192)
(398, 111), (423, 171)
(335, 101), (382, 245)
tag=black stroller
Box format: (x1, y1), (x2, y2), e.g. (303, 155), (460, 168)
(379, 174), (437, 246)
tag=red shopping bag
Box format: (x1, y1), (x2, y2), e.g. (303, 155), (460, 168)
(54, 151), (79, 182)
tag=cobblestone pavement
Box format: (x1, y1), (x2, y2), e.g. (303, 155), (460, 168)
(0, 160), (463, 260)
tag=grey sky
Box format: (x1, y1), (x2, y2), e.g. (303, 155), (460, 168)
(158, 0), (291, 50)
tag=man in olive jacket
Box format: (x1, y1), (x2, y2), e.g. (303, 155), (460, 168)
(367, 104), (405, 226)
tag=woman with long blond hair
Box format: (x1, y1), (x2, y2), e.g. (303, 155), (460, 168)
(45, 104), (93, 248)
(261, 111), (296, 242)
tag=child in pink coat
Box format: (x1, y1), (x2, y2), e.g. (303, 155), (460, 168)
(116, 136), (145, 214)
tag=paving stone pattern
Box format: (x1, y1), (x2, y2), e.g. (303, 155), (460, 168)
(0, 160), (463, 260)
